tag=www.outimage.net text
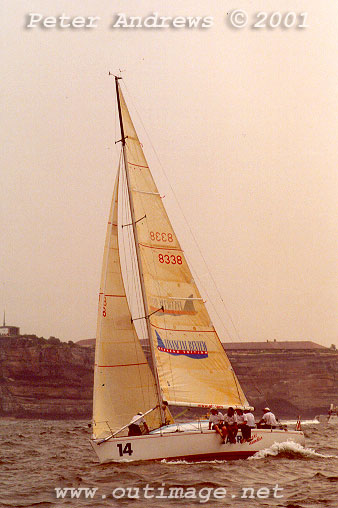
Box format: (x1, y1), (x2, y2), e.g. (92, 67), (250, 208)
(54, 484), (284, 503)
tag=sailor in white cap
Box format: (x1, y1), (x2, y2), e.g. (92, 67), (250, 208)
(208, 406), (227, 443)
(240, 407), (255, 442)
(128, 411), (150, 436)
(243, 407), (256, 429)
(257, 407), (278, 429)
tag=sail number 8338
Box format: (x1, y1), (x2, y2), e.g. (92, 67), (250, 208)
(159, 254), (182, 265)
(150, 231), (173, 242)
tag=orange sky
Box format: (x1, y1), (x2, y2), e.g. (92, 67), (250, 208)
(1, 1), (337, 346)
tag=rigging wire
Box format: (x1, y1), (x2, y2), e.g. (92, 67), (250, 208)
(120, 81), (249, 407)
(121, 160), (145, 338)
(121, 81), (241, 343)
(123, 142), (160, 378)
(124, 140), (178, 403)
(121, 83), (234, 403)
(120, 81), (271, 408)
(118, 80), (271, 411)
(118, 154), (155, 410)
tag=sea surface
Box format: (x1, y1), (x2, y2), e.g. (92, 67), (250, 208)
(1, 419), (337, 508)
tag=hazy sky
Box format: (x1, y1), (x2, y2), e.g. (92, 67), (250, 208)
(1, 1), (337, 346)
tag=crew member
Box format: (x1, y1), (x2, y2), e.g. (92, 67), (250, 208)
(243, 407), (256, 428)
(128, 412), (150, 436)
(208, 406), (227, 443)
(236, 408), (251, 442)
(223, 407), (238, 444)
(243, 407), (255, 441)
(257, 407), (278, 429)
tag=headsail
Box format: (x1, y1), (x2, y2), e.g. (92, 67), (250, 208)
(92, 165), (163, 439)
(117, 82), (249, 409)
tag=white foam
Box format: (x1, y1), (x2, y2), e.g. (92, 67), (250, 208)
(248, 440), (337, 460)
(159, 438), (338, 464)
(161, 458), (227, 465)
(282, 419), (320, 426)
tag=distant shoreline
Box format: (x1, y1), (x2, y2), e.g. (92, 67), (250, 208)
(0, 335), (337, 420)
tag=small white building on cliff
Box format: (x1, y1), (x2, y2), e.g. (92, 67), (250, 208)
(0, 326), (20, 337)
(0, 312), (20, 337)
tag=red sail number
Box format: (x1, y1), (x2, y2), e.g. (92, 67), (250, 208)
(159, 254), (182, 265)
(102, 296), (107, 317)
(150, 232), (173, 243)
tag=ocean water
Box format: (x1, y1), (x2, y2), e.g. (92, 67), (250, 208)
(1, 419), (337, 507)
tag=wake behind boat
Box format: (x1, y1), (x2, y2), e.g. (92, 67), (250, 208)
(90, 77), (305, 463)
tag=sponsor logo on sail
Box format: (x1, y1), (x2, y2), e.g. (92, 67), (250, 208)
(149, 294), (197, 316)
(155, 331), (208, 359)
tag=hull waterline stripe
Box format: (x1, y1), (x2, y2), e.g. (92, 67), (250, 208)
(96, 451), (256, 463)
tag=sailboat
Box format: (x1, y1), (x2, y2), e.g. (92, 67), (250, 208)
(316, 404), (338, 424)
(90, 77), (305, 462)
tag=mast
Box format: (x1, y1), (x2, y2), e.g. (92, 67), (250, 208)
(115, 77), (165, 425)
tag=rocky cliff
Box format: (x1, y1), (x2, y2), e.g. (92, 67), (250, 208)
(226, 349), (338, 417)
(0, 336), (337, 418)
(0, 336), (93, 418)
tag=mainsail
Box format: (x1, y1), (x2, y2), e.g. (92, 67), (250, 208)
(92, 166), (163, 439)
(116, 81), (248, 409)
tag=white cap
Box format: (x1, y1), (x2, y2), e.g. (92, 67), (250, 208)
(137, 412), (143, 415)
(263, 407), (270, 411)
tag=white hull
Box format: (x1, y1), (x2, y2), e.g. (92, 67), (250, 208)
(315, 414), (338, 424)
(91, 427), (305, 463)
